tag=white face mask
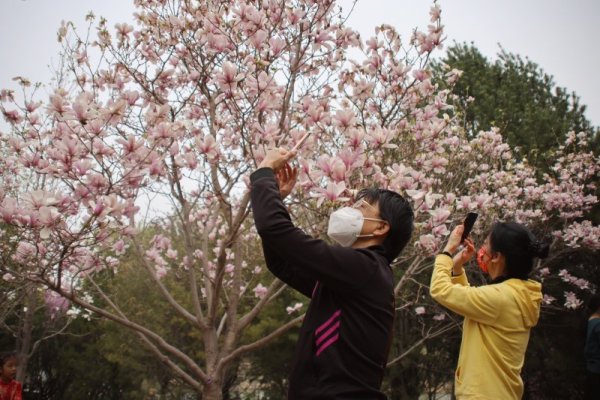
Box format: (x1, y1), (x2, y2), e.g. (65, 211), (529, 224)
(327, 206), (385, 247)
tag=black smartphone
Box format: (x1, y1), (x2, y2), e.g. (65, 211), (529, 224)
(461, 212), (478, 243)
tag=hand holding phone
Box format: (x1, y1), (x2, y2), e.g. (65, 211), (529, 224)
(460, 212), (478, 243)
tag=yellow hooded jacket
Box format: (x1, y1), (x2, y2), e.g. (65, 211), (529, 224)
(430, 254), (542, 399)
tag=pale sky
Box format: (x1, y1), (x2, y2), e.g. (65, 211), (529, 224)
(1, 0), (599, 126)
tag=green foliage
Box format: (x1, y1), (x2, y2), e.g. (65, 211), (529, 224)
(235, 287), (304, 399)
(18, 256), (201, 399)
(24, 317), (144, 400)
(433, 43), (599, 166)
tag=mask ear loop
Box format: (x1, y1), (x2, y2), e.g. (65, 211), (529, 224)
(357, 218), (388, 238)
(363, 217), (386, 223)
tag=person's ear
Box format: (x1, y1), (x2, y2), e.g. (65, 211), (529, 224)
(491, 251), (504, 266)
(374, 221), (390, 237)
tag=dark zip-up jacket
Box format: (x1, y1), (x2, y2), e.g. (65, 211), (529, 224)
(250, 168), (395, 399)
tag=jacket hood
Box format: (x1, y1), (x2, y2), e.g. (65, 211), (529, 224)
(506, 279), (542, 327)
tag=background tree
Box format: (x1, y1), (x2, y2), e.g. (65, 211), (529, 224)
(23, 316), (145, 400)
(432, 42), (599, 166)
(0, 268), (73, 384)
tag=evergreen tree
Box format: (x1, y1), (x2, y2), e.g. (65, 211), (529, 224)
(433, 43), (599, 166)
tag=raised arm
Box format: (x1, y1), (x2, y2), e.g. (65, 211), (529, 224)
(257, 161), (315, 296)
(430, 225), (501, 324)
(250, 161), (383, 292)
(261, 240), (316, 298)
(430, 254), (502, 324)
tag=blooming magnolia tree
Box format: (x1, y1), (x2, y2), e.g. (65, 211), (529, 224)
(1, 0), (598, 397)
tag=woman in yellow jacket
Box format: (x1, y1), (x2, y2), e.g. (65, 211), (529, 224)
(430, 221), (548, 399)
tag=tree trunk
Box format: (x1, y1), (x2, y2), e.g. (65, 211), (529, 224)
(16, 285), (35, 382)
(202, 377), (223, 400)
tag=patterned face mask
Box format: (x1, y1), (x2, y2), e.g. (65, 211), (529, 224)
(477, 246), (491, 274)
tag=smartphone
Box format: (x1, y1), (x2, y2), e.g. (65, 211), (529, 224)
(460, 212), (478, 243)
(291, 131), (311, 152)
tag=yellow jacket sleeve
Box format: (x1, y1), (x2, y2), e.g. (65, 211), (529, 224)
(451, 267), (469, 287)
(430, 254), (503, 325)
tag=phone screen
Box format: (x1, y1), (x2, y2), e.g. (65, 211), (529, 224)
(461, 212), (478, 242)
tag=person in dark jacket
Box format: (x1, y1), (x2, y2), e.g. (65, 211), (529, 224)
(585, 294), (600, 400)
(250, 148), (414, 399)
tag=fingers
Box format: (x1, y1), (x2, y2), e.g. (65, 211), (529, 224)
(461, 238), (476, 262)
(445, 224), (465, 253)
(456, 224), (465, 235)
(276, 169), (284, 183)
(464, 238), (475, 250)
(285, 149), (296, 163)
(259, 147), (299, 172)
(276, 163), (298, 187)
(451, 224), (464, 240)
(277, 148), (295, 158)
(280, 163), (292, 181)
(283, 163), (298, 179)
(273, 148), (296, 169)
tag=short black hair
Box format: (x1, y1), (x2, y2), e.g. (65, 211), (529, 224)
(0, 351), (17, 367)
(357, 188), (414, 262)
(489, 221), (550, 280)
(589, 294), (600, 314)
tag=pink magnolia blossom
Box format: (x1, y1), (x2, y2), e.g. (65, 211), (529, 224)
(45, 290), (70, 319)
(155, 266), (168, 280)
(0, 198), (18, 224)
(113, 240), (126, 256)
(286, 302), (303, 314)
(431, 224), (449, 237)
(268, 37), (286, 55)
(561, 221), (600, 249)
(24, 190), (58, 209)
(538, 267), (550, 277)
(366, 127), (397, 149)
(542, 294), (556, 305)
(250, 29), (268, 48)
(253, 283), (268, 299)
(216, 62), (243, 93)
(166, 249), (178, 260)
(564, 292), (583, 310)
(405, 189), (426, 202)
(429, 5), (442, 22)
(115, 24), (133, 40)
(429, 208), (451, 226)
(312, 181), (348, 206)
(14, 241), (37, 263)
(334, 109), (357, 130)
(197, 134), (219, 161)
(2, 109), (22, 124)
(417, 234), (439, 255)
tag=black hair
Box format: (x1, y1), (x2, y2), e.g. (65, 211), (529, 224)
(588, 293), (600, 315)
(489, 221), (550, 280)
(356, 188), (414, 262)
(0, 351), (17, 367)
